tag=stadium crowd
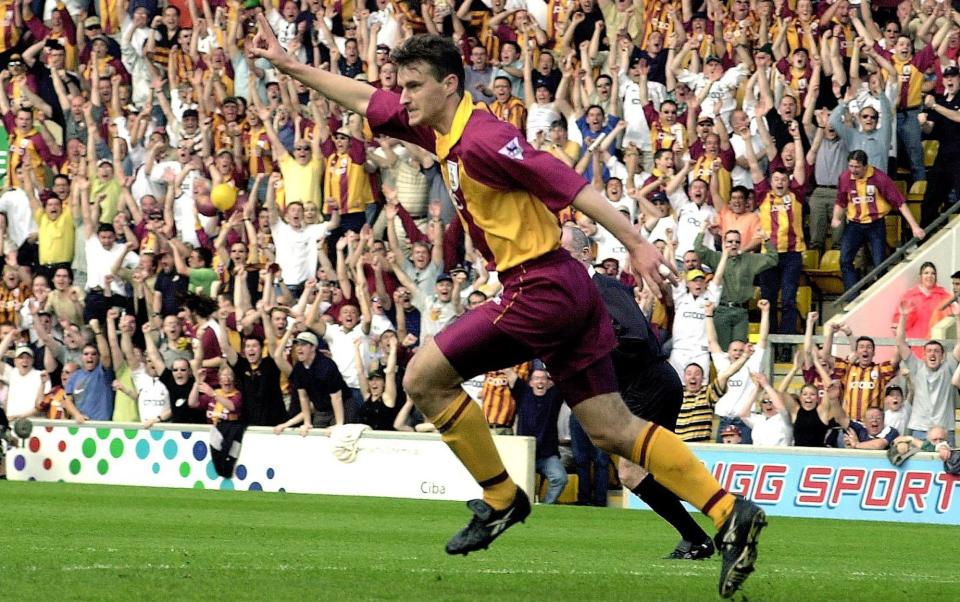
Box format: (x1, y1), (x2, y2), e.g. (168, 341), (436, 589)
(1, 0), (960, 496)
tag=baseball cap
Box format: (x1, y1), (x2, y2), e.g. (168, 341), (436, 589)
(294, 331), (319, 346)
(944, 66), (960, 77)
(333, 126), (352, 138)
(698, 115), (714, 125)
(450, 264), (468, 275)
(84, 16), (102, 28)
(14, 345), (34, 358)
(91, 35), (110, 45)
(756, 43), (774, 56)
(9, 53), (22, 66)
(721, 424), (742, 437)
(650, 191), (669, 204)
(705, 55), (722, 64)
(885, 385), (904, 396)
(368, 368), (386, 380)
(242, 0), (261, 8)
(436, 272), (453, 283)
(686, 269), (706, 281)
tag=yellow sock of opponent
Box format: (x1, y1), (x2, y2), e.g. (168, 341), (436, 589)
(430, 392), (517, 510)
(631, 422), (735, 529)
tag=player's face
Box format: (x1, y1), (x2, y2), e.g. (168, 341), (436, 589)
(243, 338), (262, 362)
(339, 305), (359, 328)
(771, 171), (789, 195)
(530, 370), (549, 392)
(493, 79), (511, 101)
(884, 391), (903, 411)
(727, 341), (745, 360)
(435, 280), (453, 300)
(398, 62), (458, 128)
(847, 159), (866, 179)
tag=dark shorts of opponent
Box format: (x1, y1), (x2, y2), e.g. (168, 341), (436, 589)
(620, 361), (683, 432)
(435, 249), (618, 405)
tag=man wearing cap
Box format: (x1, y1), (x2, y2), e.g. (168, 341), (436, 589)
(668, 252), (725, 378)
(920, 68), (960, 227)
(0, 330), (48, 420)
(320, 123), (375, 233)
(288, 330), (348, 428)
(719, 424), (743, 445)
(391, 268), (464, 343)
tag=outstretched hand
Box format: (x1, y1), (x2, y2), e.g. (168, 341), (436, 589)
(251, 14), (288, 66)
(629, 240), (678, 300)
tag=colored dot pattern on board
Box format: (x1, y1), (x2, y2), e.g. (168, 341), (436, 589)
(58, 440), (67, 452)
(205, 461), (218, 480)
(249, 482), (262, 491)
(69, 459), (81, 475)
(179, 462), (191, 478)
(180, 431), (193, 440)
(82, 438), (96, 458)
(266, 468), (275, 479)
(136, 439), (150, 459)
(67, 427), (79, 435)
(152, 463), (161, 474)
(109, 438), (124, 458)
(123, 429), (138, 440)
(97, 459), (109, 475)
(192, 441), (207, 461)
(43, 459), (52, 470)
(193, 481), (205, 489)
(13, 455), (25, 471)
(236, 465), (247, 480)
(149, 430), (164, 441)
(220, 479), (234, 491)
(29, 437), (40, 452)
(163, 439), (178, 460)
(96, 428), (110, 440)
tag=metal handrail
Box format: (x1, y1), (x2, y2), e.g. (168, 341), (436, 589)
(831, 197), (960, 307)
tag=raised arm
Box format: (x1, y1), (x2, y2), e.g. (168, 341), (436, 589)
(252, 15), (374, 115)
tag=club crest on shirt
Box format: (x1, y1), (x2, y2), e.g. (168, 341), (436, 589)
(446, 159), (460, 192)
(498, 136), (524, 160)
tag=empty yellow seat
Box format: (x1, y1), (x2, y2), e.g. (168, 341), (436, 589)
(908, 180), (926, 202)
(885, 215), (900, 248)
(895, 180), (908, 197)
(924, 140), (939, 167)
(820, 250), (840, 271)
(797, 286), (812, 318)
(802, 249), (820, 271)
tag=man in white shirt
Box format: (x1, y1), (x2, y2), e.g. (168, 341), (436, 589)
(311, 293), (372, 422)
(707, 300), (770, 444)
(0, 332), (48, 420)
(673, 179), (716, 262)
(84, 223), (138, 322)
(269, 201), (339, 298)
(668, 270), (719, 377)
(671, 48), (751, 130)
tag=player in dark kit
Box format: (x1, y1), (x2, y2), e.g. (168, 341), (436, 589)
(252, 19), (765, 597)
(560, 226), (715, 560)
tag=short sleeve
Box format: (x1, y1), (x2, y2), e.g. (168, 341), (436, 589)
(462, 119), (588, 212)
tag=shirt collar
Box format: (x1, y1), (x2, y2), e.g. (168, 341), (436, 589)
(434, 92), (478, 161)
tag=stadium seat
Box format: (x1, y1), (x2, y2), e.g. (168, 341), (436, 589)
(884, 215), (900, 248)
(907, 180), (926, 202)
(536, 473), (579, 505)
(806, 250), (845, 304)
(906, 201), (922, 225)
(802, 250), (820, 272)
(797, 286), (812, 319)
(923, 140), (939, 168)
(894, 180), (908, 197)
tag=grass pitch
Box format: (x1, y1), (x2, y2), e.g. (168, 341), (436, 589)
(1, 482), (957, 601)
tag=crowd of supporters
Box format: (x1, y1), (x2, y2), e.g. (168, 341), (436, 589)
(1, 0), (960, 492)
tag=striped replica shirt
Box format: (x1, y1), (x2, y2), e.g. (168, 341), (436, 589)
(367, 90), (587, 272)
(756, 178), (806, 253)
(481, 363), (530, 427)
(2, 113), (61, 188)
(678, 380), (725, 442)
(875, 42), (938, 110)
(243, 127), (274, 179)
(489, 96), (527, 132)
(321, 136), (374, 215)
(0, 1), (20, 53)
(835, 165), (904, 225)
(835, 359), (896, 422)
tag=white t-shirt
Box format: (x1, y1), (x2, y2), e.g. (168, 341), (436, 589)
(885, 404), (911, 436)
(730, 133), (764, 189)
(0, 188), (38, 247)
(85, 236), (139, 294)
(462, 373), (486, 402)
(270, 221), (331, 286)
(323, 323), (367, 389)
(618, 73), (657, 151)
(744, 410), (793, 447)
(671, 280), (719, 352)
(0, 366), (47, 417)
(592, 224), (628, 266)
(133, 371), (171, 421)
(675, 201), (716, 260)
(713, 346), (766, 418)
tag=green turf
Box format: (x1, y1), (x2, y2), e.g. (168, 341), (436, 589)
(1, 482), (957, 601)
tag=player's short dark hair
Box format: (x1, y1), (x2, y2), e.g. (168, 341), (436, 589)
(731, 185), (749, 198)
(661, 99), (678, 111)
(925, 340), (945, 353)
(97, 223), (115, 234)
(586, 104), (605, 116)
(855, 336), (875, 349)
(391, 35), (465, 96)
(194, 246), (213, 267)
(596, 73), (613, 85)
(493, 75), (512, 86)
(952, 270), (960, 280)
(848, 149), (868, 165)
(653, 149), (672, 162)
(501, 40), (521, 55)
(550, 119), (566, 131)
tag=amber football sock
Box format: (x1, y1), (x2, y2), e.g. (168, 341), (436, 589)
(430, 392), (517, 510)
(631, 422), (735, 529)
